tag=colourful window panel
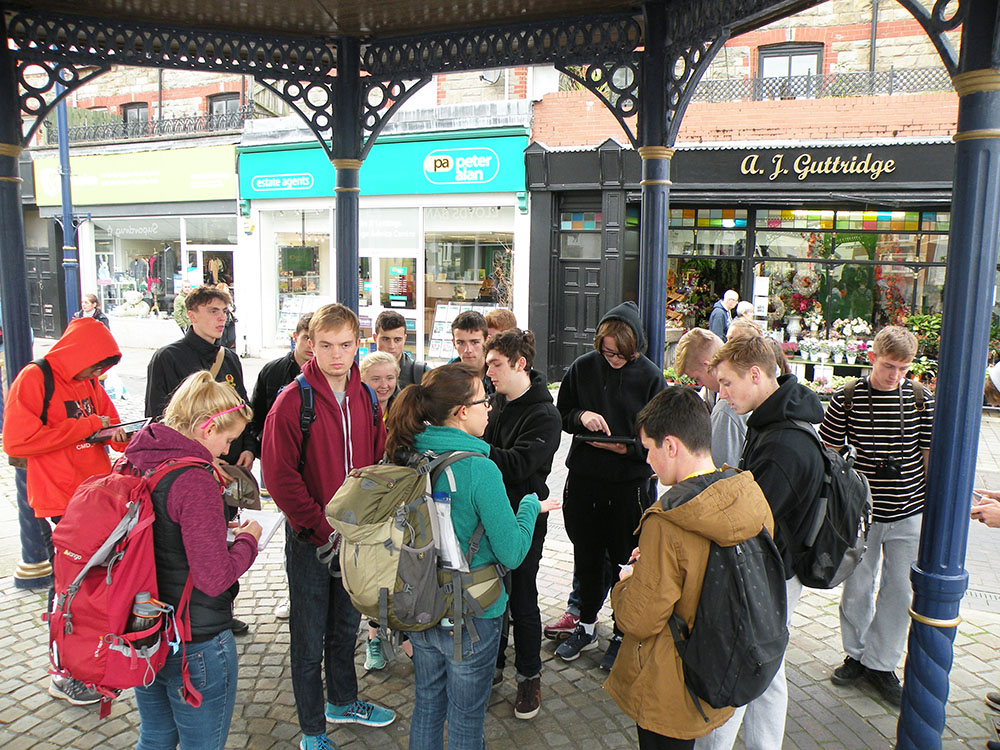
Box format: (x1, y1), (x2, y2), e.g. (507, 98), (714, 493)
(669, 209), (697, 227)
(560, 212), (602, 231)
(922, 212), (950, 233)
(755, 208), (831, 229)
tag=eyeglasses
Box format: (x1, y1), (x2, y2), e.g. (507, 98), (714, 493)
(465, 395), (493, 409)
(600, 348), (628, 361)
(199, 403), (248, 431)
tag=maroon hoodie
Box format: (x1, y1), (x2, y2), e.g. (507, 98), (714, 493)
(125, 423), (257, 597)
(261, 359), (386, 546)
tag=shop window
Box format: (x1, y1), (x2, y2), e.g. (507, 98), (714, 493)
(265, 209), (332, 338)
(758, 43), (823, 99)
(835, 210), (920, 232)
(670, 208), (747, 229)
(669, 228), (743, 256)
(755, 208), (834, 231)
(379, 258), (416, 309)
(209, 93), (240, 117)
(93, 217), (180, 316)
(755, 230), (818, 259)
(667, 257), (743, 330)
(185, 216), (237, 245)
(921, 212), (951, 233)
(122, 103), (149, 137)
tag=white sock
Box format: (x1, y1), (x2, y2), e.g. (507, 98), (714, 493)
(581, 621), (596, 635)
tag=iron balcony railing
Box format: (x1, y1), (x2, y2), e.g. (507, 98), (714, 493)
(44, 104), (259, 145)
(691, 66), (953, 103)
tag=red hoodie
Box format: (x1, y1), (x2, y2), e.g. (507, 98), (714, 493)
(261, 359), (385, 546)
(3, 318), (123, 518)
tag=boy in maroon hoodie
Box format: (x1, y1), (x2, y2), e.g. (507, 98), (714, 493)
(261, 304), (394, 750)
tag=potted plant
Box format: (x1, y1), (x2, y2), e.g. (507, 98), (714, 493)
(799, 337), (817, 361)
(804, 304), (824, 332)
(816, 339), (832, 362)
(831, 338), (846, 364)
(846, 340), (860, 364)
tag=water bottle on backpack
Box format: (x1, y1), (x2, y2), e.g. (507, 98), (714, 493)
(126, 592), (164, 650)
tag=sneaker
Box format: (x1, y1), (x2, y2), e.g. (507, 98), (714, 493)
(831, 656), (866, 686)
(325, 699), (395, 727)
(600, 635), (622, 671)
(48, 675), (102, 706)
(274, 599), (290, 620)
(514, 676), (541, 720)
(300, 734), (336, 750)
(492, 668), (503, 687)
(543, 611), (580, 641)
(986, 690), (1000, 712)
(987, 742), (1000, 750)
(230, 617), (250, 635)
(865, 669), (903, 707)
(364, 637), (386, 671)
(555, 625), (599, 661)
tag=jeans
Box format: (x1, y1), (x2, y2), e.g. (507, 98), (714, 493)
(286, 529), (362, 735)
(135, 629), (238, 750)
(409, 615), (503, 750)
(840, 513), (921, 672)
(638, 725), (695, 750)
(694, 577), (803, 750)
(497, 515), (547, 677)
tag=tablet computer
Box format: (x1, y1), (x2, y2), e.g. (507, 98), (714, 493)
(86, 418), (151, 443)
(572, 433), (636, 445)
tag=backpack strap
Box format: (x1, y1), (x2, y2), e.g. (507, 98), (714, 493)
(361, 381), (379, 428)
(295, 374), (315, 473)
(842, 378), (860, 414)
(34, 358), (55, 425)
(906, 378), (927, 412)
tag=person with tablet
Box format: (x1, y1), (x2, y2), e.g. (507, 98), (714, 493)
(554, 301), (666, 670)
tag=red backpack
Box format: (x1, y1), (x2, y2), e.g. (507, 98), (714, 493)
(47, 457), (225, 718)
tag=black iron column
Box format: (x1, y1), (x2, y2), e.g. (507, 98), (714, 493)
(333, 36), (362, 313)
(897, 3), (1000, 747)
(638, 1), (669, 370)
(0, 18), (52, 589)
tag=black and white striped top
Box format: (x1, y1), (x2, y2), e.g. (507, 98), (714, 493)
(819, 379), (934, 522)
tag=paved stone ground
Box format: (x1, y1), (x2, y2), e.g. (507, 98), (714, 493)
(1, 344), (1000, 749)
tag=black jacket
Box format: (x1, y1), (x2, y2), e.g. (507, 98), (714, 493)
(397, 351), (430, 390)
(250, 351), (302, 445)
(144, 328), (258, 462)
(484, 369), (562, 508)
(72, 308), (110, 329)
(557, 301), (666, 481)
(741, 373), (826, 578)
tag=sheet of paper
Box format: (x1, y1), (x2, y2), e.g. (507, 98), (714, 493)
(227, 509), (285, 550)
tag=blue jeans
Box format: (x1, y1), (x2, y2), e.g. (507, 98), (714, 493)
(134, 629), (238, 750)
(409, 616), (502, 750)
(286, 530), (362, 735)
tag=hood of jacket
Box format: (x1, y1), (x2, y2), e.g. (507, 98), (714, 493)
(125, 422), (213, 471)
(649, 468), (771, 546)
(711, 299), (728, 315)
(493, 369), (552, 410)
(45, 317), (121, 381)
(599, 300), (647, 354)
(747, 373), (824, 429)
(413, 424), (490, 458)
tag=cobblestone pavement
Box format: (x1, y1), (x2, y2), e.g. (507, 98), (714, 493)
(1, 345), (1000, 749)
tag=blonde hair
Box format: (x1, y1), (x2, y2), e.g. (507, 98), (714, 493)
(872, 325), (917, 361)
(310, 303), (360, 340)
(727, 318), (764, 342)
(709, 334), (777, 377)
(675, 328), (722, 377)
(361, 350), (399, 379)
(163, 371), (252, 436)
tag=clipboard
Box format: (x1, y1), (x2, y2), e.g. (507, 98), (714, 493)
(227, 509), (285, 551)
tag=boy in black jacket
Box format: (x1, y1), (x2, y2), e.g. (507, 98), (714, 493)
(695, 335), (825, 750)
(483, 328), (562, 720)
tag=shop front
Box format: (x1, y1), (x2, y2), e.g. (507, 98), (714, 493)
(526, 138), (956, 383)
(237, 129), (529, 359)
(32, 144), (239, 348)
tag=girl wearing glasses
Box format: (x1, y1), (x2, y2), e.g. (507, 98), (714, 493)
(386, 362), (559, 750)
(125, 371), (261, 750)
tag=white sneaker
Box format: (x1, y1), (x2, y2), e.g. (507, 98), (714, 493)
(49, 675), (101, 705)
(274, 599), (290, 619)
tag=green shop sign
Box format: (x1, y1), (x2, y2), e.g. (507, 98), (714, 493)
(239, 132), (528, 199)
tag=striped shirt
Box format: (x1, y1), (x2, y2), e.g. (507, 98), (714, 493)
(819, 379), (934, 522)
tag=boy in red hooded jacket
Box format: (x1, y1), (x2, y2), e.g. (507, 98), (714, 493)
(3, 317), (126, 706)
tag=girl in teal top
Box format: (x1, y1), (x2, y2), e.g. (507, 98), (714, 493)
(386, 362), (558, 750)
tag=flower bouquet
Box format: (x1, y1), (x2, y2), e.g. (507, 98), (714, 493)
(804, 303), (824, 331)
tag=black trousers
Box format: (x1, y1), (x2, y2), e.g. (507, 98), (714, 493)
(637, 725), (695, 750)
(562, 473), (655, 624)
(496, 514), (547, 677)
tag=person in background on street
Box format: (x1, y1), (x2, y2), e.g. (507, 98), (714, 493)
(2, 317), (126, 706)
(374, 310), (429, 389)
(708, 290), (739, 342)
(483, 328), (561, 718)
(485, 308), (517, 339)
(216, 283), (237, 351)
(607, 386), (774, 750)
(72, 293), (110, 330)
(385, 363), (558, 749)
(173, 280), (192, 332)
(477, 277), (498, 303)
(249, 312), (313, 622)
(819, 326), (933, 707)
(735, 300), (754, 321)
(675, 328), (748, 470)
(984, 363), (1000, 407)
(970, 482), (1000, 749)
(555, 301), (665, 670)
(262, 304), (395, 750)
(126, 372), (261, 750)
(696, 335), (825, 750)
(146, 284), (257, 635)
(451, 310), (493, 395)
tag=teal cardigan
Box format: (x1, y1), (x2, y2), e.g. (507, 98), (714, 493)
(413, 424), (541, 618)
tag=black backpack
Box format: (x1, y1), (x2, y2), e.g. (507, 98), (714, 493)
(760, 420), (873, 589)
(669, 526), (788, 715)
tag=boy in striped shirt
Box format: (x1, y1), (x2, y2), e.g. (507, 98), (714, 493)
(819, 325), (934, 707)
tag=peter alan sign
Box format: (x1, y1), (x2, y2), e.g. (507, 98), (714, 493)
(740, 151), (895, 182)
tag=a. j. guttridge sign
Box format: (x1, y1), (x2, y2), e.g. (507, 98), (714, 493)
(739, 151), (896, 182)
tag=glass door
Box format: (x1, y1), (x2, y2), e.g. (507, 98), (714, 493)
(359, 250), (423, 358)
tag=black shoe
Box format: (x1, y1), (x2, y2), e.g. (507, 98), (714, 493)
(230, 617), (250, 635)
(865, 668), (902, 707)
(599, 635), (622, 671)
(492, 668), (503, 687)
(987, 742), (1000, 750)
(986, 690), (1000, 712)
(831, 656), (865, 686)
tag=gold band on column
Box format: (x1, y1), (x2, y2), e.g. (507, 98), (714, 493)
(640, 179), (673, 186)
(332, 158), (363, 170)
(953, 129), (1000, 142)
(0, 176), (23, 183)
(637, 146), (675, 161)
(908, 607), (961, 628)
(0, 143), (23, 158)
(953, 69), (1000, 98)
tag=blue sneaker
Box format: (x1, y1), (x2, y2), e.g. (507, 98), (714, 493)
(325, 699), (395, 727)
(555, 624), (599, 661)
(300, 734), (337, 750)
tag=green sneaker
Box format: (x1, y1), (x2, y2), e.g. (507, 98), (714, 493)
(325, 699), (395, 727)
(364, 636), (386, 671)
